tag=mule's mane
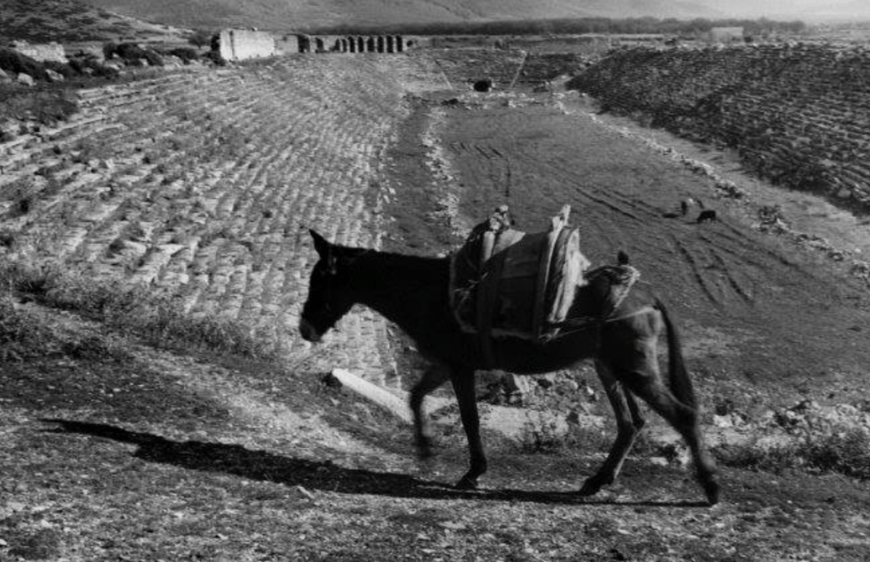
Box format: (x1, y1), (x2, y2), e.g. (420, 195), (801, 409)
(335, 245), (446, 267)
(335, 246), (449, 291)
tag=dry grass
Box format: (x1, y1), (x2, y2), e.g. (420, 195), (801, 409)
(1, 262), (274, 360)
(716, 430), (870, 480)
(0, 83), (79, 126)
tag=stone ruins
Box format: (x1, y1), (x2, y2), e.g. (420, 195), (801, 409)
(298, 35), (408, 54)
(216, 29), (277, 61)
(10, 40), (67, 63)
(213, 30), (410, 60)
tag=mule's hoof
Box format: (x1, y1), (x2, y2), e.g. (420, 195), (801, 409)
(455, 475), (478, 490)
(417, 449), (434, 460)
(416, 445), (434, 460)
(703, 479), (721, 506)
(578, 471), (615, 496)
(415, 436), (435, 460)
(577, 478), (602, 497)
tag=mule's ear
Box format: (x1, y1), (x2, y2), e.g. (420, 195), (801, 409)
(310, 229), (330, 257)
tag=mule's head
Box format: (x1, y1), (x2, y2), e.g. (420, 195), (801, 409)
(299, 230), (357, 343)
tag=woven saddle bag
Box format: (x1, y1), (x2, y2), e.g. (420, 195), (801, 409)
(450, 205), (591, 366)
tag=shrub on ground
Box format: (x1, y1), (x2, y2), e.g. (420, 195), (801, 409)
(517, 413), (610, 455)
(716, 429), (870, 480)
(202, 50), (226, 66)
(103, 42), (164, 67)
(0, 294), (47, 361)
(102, 42), (118, 60)
(0, 86), (79, 126)
(164, 47), (199, 64)
(42, 60), (77, 79)
(67, 55), (120, 79)
(0, 48), (49, 81)
(187, 29), (213, 48)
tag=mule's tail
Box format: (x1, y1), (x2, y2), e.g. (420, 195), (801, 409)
(655, 299), (697, 410)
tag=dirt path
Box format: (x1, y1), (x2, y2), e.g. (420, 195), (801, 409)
(419, 92), (870, 412)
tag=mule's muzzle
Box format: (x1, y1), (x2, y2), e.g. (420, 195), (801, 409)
(299, 318), (323, 343)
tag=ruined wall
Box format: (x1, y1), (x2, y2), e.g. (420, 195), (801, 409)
(300, 34), (409, 53)
(571, 44), (870, 210)
(218, 29), (276, 61)
(11, 40), (67, 63)
(275, 34), (300, 55)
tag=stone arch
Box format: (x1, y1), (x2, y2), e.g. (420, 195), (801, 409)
(298, 35), (311, 53)
(386, 36), (395, 53)
(347, 36), (356, 53)
(397, 36), (405, 52)
(367, 37), (376, 52)
(376, 36), (385, 53)
(357, 37), (365, 52)
(315, 38), (325, 52)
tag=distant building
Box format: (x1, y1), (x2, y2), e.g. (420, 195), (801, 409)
(275, 33), (300, 55)
(11, 40), (67, 63)
(216, 29), (277, 61)
(708, 27), (745, 44)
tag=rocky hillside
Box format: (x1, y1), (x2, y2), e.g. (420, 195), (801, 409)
(0, 0), (187, 44)
(81, 0), (720, 31)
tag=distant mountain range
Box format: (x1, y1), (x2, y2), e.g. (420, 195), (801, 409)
(78, 0), (870, 31)
(80, 0), (726, 31)
(3, 0), (867, 45)
(694, 0), (870, 22)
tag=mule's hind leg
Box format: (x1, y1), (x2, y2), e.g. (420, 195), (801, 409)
(623, 376), (720, 505)
(451, 367), (487, 490)
(409, 364), (450, 459)
(579, 359), (647, 497)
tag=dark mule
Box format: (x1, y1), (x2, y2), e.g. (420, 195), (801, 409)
(299, 231), (720, 505)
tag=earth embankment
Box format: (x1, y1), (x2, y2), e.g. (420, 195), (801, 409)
(569, 44), (870, 211)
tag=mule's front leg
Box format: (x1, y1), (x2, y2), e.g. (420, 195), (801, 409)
(451, 368), (487, 489)
(409, 364), (450, 459)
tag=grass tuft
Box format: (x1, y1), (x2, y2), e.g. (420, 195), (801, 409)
(516, 413), (611, 455)
(1, 262), (275, 361)
(716, 429), (870, 480)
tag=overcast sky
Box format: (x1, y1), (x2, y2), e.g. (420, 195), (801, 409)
(700, 0), (867, 19)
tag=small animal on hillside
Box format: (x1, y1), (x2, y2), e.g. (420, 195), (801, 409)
(680, 197), (706, 216)
(473, 78), (493, 92)
(696, 209), (717, 223)
(680, 198), (695, 216)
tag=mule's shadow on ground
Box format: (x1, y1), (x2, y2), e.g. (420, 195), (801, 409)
(43, 419), (706, 508)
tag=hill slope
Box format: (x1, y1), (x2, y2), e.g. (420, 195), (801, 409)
(81, 0), (721, 31)
(694, 0), (870, 22)
(0, 0), (187, 44)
